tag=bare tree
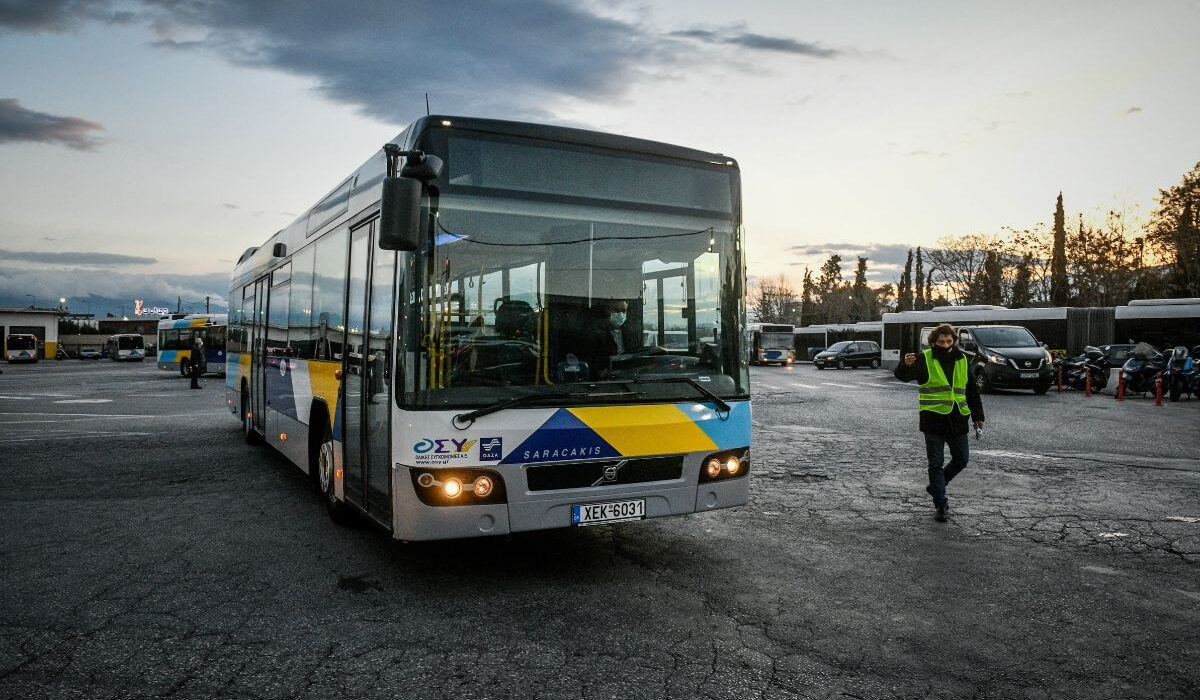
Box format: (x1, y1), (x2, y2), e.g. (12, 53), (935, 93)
(926, 233), (1003, 304)
(749, 274), (799, 324)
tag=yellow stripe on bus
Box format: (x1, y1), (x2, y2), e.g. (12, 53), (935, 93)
(307, 360), (340, 431)
(568, 404), (718, 457)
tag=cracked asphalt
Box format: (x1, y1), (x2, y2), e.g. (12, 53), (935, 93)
(1, 360), (1198, 699)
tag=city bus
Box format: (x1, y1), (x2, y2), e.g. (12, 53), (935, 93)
(882, 300), (1200, 368)
(4, 333), (38, 362)
(105, 333), (146, 361)
(747, 323), (795, 365)
(157, 314), (228, 376)
(228, 116), (751, 541)
(882, 306), (1074, 368)
(1114, 298), (1200, 349)
(792, 322), (882, 361)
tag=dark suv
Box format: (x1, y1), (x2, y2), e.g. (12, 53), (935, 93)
(813, 340), (881, 369)
(956, 325), (1054, 394)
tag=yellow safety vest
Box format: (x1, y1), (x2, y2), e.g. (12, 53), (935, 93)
(919, 349), (971, 415)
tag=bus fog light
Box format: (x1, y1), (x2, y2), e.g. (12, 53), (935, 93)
(705, 458), (722, 478)
(416, 472), (435, 488)
(443, 478), (463, 499)
(725, 457), (740, 474)
(473, 475), (494, 497)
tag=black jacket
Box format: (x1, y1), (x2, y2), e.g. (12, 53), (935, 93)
(894, 347), (985, 435)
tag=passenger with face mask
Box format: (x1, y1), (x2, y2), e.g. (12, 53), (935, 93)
(894, 323), (985, 522)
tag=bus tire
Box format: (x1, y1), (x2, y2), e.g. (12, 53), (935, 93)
(241, 391), (262, 445)
(316, 426), (352, 525)
(179, 359), (190, 377)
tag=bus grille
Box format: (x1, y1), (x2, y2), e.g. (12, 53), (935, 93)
(525, 456), (684, 491)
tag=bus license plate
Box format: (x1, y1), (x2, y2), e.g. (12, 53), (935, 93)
(572, 499), (645, 526)
(1020, 372), (1039, 379)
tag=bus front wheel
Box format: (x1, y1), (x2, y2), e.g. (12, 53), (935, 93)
(179, 359), (190, 377)
(316, 427), (352, 525)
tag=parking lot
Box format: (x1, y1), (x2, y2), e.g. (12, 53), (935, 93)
(1, 360), (1198, 698)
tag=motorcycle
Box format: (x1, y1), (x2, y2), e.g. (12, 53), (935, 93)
(1162, 345), (1199, 401)
(1053, 346), (1109, 391)
(1120, 342), (1167, 396)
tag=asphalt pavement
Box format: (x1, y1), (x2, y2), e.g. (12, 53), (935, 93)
(0, 360), (1197, 699)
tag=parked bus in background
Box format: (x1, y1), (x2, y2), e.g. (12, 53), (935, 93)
(792, 322), (882, 361)
(157, 314), (228, 377)
(105, 333), (146, 361)
(4, 333), (38, 362)
(748, 323), (795, 365)
(1114, 298), (1200, 349)
(882, 306), (1073, 368)
(228, 115), (751, 542)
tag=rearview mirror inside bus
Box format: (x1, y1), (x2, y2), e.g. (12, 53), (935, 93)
(378, 176), (422, 251)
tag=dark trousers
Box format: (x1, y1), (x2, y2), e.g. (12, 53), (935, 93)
(924, 432), (969, 507)
(190, 365), (201, 389)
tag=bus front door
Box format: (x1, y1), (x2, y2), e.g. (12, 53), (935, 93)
(250, 278), (266, 434)
(341, 225), (369, 511)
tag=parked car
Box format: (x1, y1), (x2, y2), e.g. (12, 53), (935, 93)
(78, 347), (101, 360)
(813, 340), (881, 369)
(956, 325), (1054, 394)
(1094, 343), (1137, 369)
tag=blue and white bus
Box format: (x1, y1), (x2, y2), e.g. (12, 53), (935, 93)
(157, 314), (228, 376)
(105, 333), (146, 361)
(228, 116), (752, 541)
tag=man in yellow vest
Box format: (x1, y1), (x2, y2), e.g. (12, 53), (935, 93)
(894, 323), (985, 522)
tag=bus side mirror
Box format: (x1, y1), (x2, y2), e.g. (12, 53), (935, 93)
(379, 176), (422, 251)
(378, 145), (444, 252)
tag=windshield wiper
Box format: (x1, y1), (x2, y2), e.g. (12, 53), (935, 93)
(633, 376), (731, 413)
(452, 389), (641, 428)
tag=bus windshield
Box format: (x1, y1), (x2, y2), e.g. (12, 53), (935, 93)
(117, 335), (144, 350)
(7, 334), (36, 350)
(402, 130), (746, 409)
(759, 331), (792, 349)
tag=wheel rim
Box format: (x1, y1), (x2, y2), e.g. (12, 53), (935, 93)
(318, 440), (336, 499)
(837, 360), (844, 370)
(975, 372), (985, 392)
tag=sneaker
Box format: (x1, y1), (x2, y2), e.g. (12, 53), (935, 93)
(934, 505), (947, 522)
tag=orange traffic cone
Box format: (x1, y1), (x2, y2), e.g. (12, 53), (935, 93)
(1116, 372), (1125, 401)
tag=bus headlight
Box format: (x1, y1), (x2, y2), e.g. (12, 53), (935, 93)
(410, 468), (506, 506)
(699, 449), (748, 483)
(705, 458), (722, 478)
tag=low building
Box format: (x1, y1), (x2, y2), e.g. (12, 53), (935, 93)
(1, 308), (64, 360)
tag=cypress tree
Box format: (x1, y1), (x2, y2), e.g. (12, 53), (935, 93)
(1051, 192), (1069, 306)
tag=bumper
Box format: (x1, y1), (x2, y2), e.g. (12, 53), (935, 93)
(390, 463), (750, 541)
(982, 363), (1053, 389)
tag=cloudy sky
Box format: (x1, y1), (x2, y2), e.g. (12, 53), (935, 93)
(1, 0), (1198, 316)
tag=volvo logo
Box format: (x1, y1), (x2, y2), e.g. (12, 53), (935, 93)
(593, 460), (629, 486)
